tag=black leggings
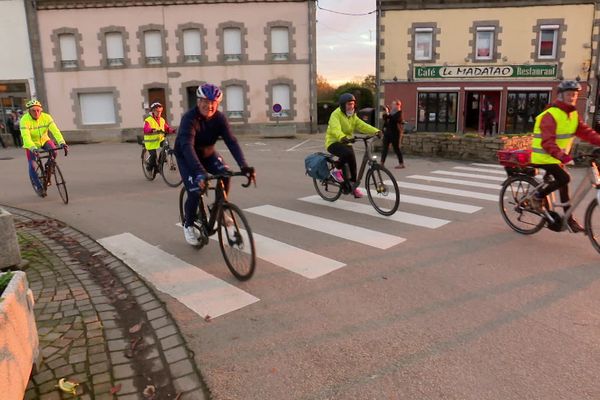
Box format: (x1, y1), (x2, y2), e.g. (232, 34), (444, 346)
(381, 131), (403, 165)
(327, 142), (357, 182)
(536, 164), (571, 204)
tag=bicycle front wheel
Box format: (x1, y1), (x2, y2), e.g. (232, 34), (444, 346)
(365, 165), (400, 216)
(141, 148), (156, 181)
(499, 175), (545, 234)
(584, 198), (600, 254)
(30, 161), (46, 197)
(53, 164), (69, 204)
(160, 150), (182, 187)
(218, 203), (256, 281)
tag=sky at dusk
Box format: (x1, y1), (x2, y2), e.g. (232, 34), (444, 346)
(316, 0), (377, 86)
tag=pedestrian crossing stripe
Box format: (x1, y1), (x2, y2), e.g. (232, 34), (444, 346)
(469, 163), (506, 170)
(98, 232), (259, 319)
(406, 175), (501, 190)
(393, 181), (498, 201)
(245, 205), (405, 249)
(455, 165), (507, 174)
(432, 170), (506, 182)
(298, 195), (450, 228)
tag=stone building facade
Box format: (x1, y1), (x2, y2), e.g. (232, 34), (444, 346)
(378, 0), (599, 134)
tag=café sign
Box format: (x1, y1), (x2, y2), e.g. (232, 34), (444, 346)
(414, 64), (557, 79)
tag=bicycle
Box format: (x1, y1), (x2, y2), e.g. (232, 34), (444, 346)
(312, 134), (400, 216)
(498, 147), (600, 254)
(179, 169), (256, 280)
(140, 132), (182, 187)
(30, 144), (69, 204)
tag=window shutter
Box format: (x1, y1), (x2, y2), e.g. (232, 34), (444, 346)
(80, 93), (116, 125)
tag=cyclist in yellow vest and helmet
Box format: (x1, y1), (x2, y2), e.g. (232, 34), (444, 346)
(143, 101), (175, 173)
(531, 79), (600, 232)
(20, 99), (68, 194)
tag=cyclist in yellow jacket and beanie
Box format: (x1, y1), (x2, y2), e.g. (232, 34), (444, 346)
(531, 80), (600, 232)
(143, 101), (175, 173)
(325, 93), (380, 198)
(20, 99), (68, 194)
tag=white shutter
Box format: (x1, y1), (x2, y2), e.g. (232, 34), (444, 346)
(79, 93), (116, 125)
(183, 29), (202, 56)
(271, 27), (289, 54)
(59, 34), (77, 61)
(273, 84), (290, 115)
(106, 32), (124, 59)
(226, 86), (244, 118)
(144, 31), (162, 58)
(224, 28), (242, 55)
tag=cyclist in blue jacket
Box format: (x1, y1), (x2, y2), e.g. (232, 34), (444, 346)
(174, 83), (255, 246)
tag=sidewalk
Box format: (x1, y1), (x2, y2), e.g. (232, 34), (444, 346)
(5, 206), (208, 400)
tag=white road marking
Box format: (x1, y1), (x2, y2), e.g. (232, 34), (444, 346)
(407, 175), (501, 190)
(454, 166), (507, 174)
(393, 181), (498, 201)
(299, 195), (449, 228)
(286, 139), (311, 152)
(245, 205), (404, 249)
(397, 194), (481, 213)
(432, 170), (506, 182)
(98, 232), (259, 319)
(470, 163), (506, 170)
(237, 232), (346, 279)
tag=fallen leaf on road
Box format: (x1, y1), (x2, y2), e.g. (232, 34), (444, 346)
(143, 384), (156, 398)
(110, 384), (122, 394)
(129, 322), (144, 333)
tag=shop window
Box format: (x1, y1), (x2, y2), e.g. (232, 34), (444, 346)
(417, 92), (457, 133)
(538, 26), (558, 59)
(414, 28), (433, 61)
(475, 27), (494, 60)
(505, 91), (550, 134)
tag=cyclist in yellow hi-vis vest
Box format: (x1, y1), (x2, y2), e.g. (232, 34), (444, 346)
(143, 101), (175, 173)
(531, 79), (600, 232)
(20, 99), (69, 193)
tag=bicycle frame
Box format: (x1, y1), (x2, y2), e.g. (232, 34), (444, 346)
(338, 135), (380, 191)
(200, 178), (227, 236)
(543, 160), (600, 228)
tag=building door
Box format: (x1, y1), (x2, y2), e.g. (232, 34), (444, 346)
(464, 91), (501, 133)
(147, 88), (166, 119)
(505, 91), (550, 134)
(186, 86), (196, 111)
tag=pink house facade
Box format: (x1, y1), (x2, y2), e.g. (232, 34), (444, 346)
(31, 0), (317, 139)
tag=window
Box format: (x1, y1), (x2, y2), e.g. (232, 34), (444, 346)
(417, 92), (457, 132)
(144, 30), (163, 64)
(505, 91), (550, 134)
(270, 27), (289, 61)
(59, 34), (78, 68)
(414, 28), (433, 61)
(539, 25), (558, 58)
(106, 32), (124, 66)
(224, 28), (242, 61)
(225, 86), (244, 119)
(272, 84), (290, 117)
(183, 29), (202, 63)
(476, 27), (494, 60)
(79, 93), (116, 125)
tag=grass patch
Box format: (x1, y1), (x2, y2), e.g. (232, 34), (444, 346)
(0, 271), (14, 297)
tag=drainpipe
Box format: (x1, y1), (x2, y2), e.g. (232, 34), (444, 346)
(308, 0), (317, 133)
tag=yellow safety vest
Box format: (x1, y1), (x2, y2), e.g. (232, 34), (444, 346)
(531, 107), (578, 165)
(144, 115), (166, 150)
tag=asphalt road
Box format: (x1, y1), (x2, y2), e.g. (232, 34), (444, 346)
(1, 137), (600, 400)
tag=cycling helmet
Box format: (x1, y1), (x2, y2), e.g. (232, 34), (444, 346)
(557, 80), (582, 93)
(26, 99), (42, 109)
(150, 101), (163, 110)
(196, 83), (223, 102)
(338, 93), (356, 109)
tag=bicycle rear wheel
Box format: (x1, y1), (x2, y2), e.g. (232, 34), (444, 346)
(499, 175), (545, 234)
(141, 148), (156, 181)
(365, 165), (400, 216)
(160, 150), (182, 187)
(584, 199), (600, 254)
(313, 160), (342, 201)
(30, 161), (46, 197)
(218, 203), (256, 281)
(53, 164), (69, 204)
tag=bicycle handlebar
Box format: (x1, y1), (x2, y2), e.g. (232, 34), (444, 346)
(574, 147), (600, 163)
(205, 168), (256, 188)
(343, 134), (380, 144)
(33, 144), (68, 157)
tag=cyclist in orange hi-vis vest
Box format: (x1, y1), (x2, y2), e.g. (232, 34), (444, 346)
(143, 101), (175, 172)
(530, 79), (600, 232)
(20, 99), (69, 193)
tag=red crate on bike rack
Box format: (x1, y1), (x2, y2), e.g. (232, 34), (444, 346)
(497, 149), (531, 167)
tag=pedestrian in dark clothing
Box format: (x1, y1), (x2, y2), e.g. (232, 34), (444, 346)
(483, 103), (495, 136)
(0, 120), (6, 148)
(381, 100), (405, 169)
(7, 111), (23, 147)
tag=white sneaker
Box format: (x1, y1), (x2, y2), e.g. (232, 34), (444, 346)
(183, 225), (199, 246)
